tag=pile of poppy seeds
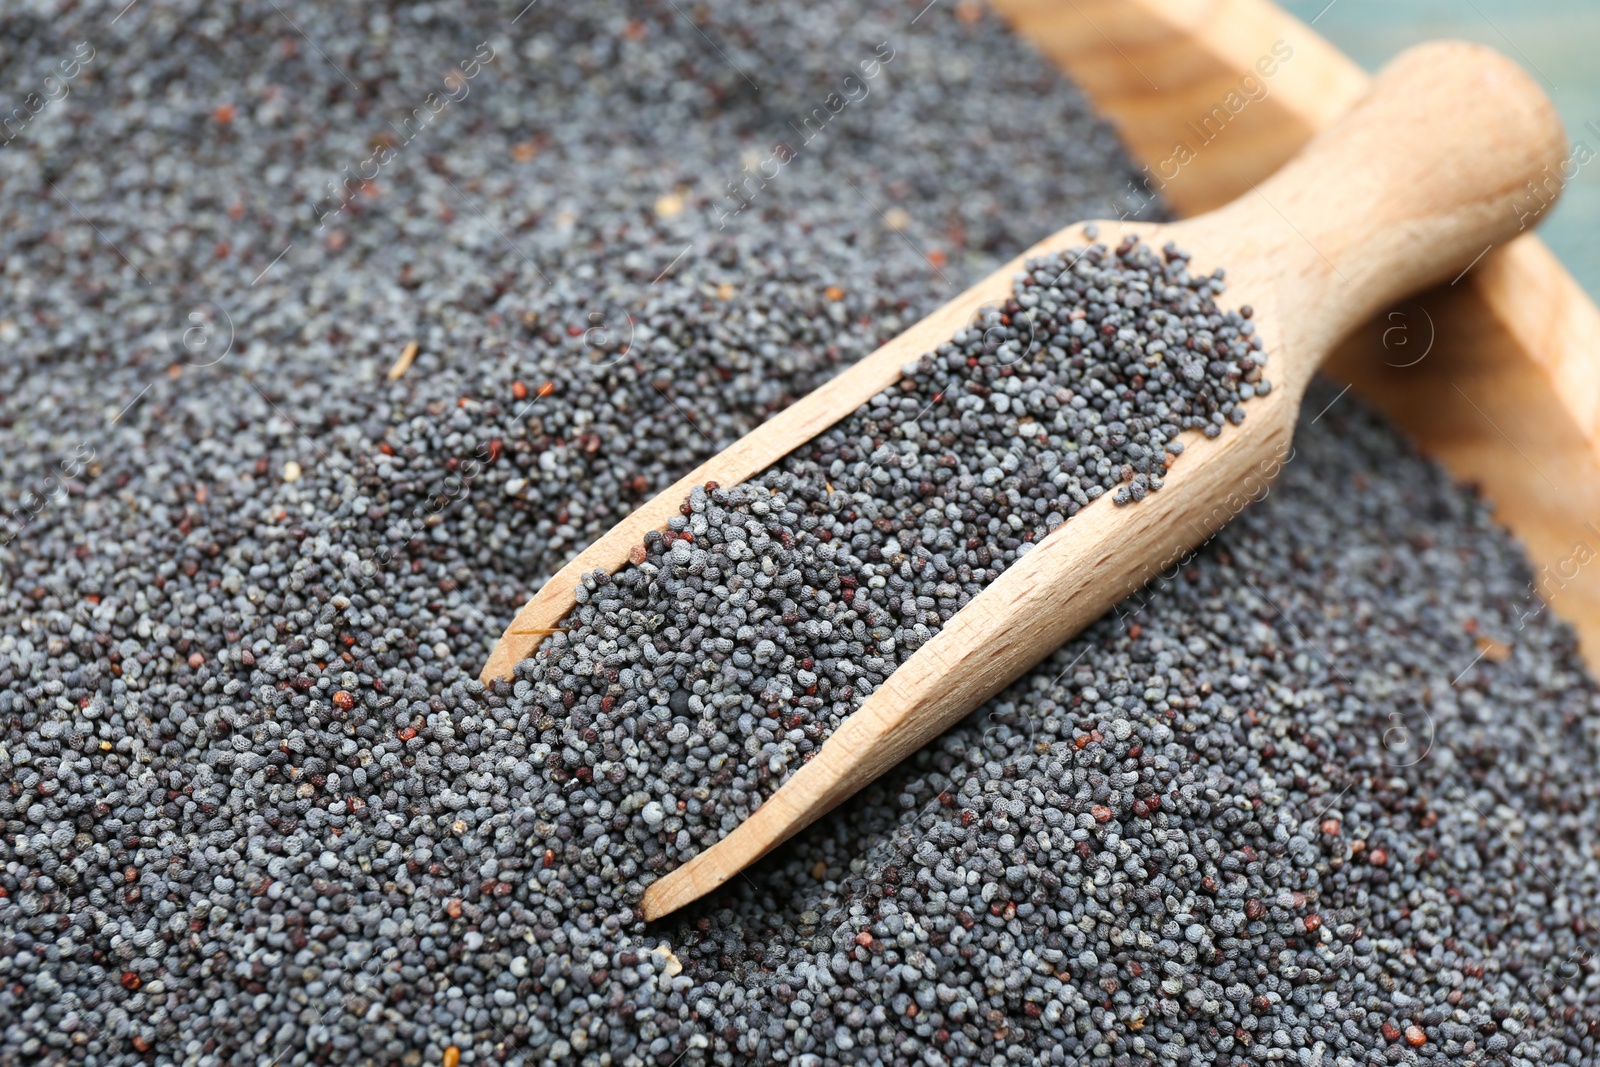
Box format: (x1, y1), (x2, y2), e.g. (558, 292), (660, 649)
(540, 234), (1264, 879)
(1, 2), (1596, 1066)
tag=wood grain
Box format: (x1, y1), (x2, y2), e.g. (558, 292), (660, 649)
(990, 0), (1368, 217)
(634, 42), (1566, 920)
(993, 0), (1600, 668)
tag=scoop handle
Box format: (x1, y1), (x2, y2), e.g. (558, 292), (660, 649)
(1223, 40), (1567, 373)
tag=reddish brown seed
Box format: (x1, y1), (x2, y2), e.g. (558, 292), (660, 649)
(1382, 1022), (1401, 1042)
(121, 971), (142, 990)
(1369, 847), (1389, 866)
(537, 381), (555, 398)
(187, 651), (205, 669)
(1304, 914), (1322, 933)
(1474, 634), (1511, 662)
(443, 1046), (461, 1067)
(1091, 805), (1113, 823)
(445, 899), (463, 919)
(512, 380), (529, 400)
(855, 931), (873, 947)
(398, 726), (417, 741)
(1245, 899), (1267, 920)
(131, 1035), (152, 1052)
(332, 690), (356, 711)
(213, 102), (236, 123)
(629, 544), (648, 565)
(1405, 1026), (1427, 1047)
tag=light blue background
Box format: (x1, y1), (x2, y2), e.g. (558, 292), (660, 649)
(1278, 0), (1600, 299)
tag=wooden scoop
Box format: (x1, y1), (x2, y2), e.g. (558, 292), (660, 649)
(481, 41), (1565, 920)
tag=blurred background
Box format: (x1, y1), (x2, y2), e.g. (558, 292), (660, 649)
(1279, 0), (1600, 298)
